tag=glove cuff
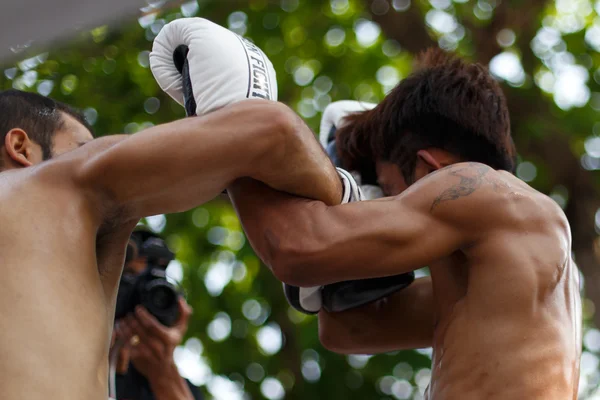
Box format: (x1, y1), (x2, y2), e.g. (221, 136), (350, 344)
(337, 167), (364, 203)
(283, 284), (322, 315)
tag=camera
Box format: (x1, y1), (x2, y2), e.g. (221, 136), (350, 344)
(115, 230), (181, 327)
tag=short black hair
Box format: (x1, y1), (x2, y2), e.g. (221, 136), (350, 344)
(337, 48), (516, 185)
(0, 89), (93, 163)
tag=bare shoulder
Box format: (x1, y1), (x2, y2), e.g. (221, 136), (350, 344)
(4, 135), (130, 225)
(0, 165), (86, 244)
(401, 162), (497, 211)
(402, 162), (566, 233)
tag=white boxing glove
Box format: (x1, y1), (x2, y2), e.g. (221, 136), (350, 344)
(150, 18), (277, 116)
(319, 100), (383, 200)
(319, 100), (376, 148)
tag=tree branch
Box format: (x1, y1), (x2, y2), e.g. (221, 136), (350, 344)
(365, 0), (436, 53)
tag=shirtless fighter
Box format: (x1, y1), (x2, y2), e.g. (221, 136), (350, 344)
(0, 17), (579, 400)
(0, 18), (401, 399)
(225, 36), (582, 400)
(0, 24), (341, 400)
(151, 19), (581, 399)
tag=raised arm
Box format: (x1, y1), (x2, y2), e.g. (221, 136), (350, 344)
(229, 163), (493, 287)
(70, 100), (342, 220)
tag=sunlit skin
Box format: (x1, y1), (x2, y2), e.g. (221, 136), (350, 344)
(0, 95), (581, 399)
(229, 150), (582, 399)
(0, 100), (341, 400)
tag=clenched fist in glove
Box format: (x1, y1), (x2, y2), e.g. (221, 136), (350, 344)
(150, 17), (277, 117)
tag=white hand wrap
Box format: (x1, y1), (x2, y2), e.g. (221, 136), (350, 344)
(337, 167), (364, 203)
(150, 17), (277, 116)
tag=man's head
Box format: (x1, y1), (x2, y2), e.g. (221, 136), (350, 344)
(336, 48), (516, 196)
(0, 89), (94, 171)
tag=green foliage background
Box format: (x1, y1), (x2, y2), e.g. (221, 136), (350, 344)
(2, 0), (600, 398)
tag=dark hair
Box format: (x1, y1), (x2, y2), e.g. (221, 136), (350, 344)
(0, 89), (93, 163)
(336, 48), (516, 185)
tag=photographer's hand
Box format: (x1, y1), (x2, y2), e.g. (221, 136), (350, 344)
(119, 297), (195, 400)
(110, 327), (132, 374)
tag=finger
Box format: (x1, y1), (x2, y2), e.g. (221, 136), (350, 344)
(130, 337), (161, 364)
(177, 297), (193, 327)
(119, 317), (135, 341)
(117, 346), (130, 374)
(135, 306), (170, 341)
(130, 341), (154, 358)
(129, 316), (165, 359)
(114, 324), (123, 342)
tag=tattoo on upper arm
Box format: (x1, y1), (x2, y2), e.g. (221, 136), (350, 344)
(430, 163), (490, 212)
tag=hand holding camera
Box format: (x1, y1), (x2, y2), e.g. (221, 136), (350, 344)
(109, 230), (200, 400)
(112, 298), (192, 378)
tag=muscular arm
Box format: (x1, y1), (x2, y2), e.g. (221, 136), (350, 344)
(68, 100), (341, 220)
(229, 164), (494, 353)
(229, 163), (492, 287)
(318, 277), (435, 354)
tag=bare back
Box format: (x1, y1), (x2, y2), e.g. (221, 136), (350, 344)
(0, 166), (133, 400)
(427, 170), (581, 399)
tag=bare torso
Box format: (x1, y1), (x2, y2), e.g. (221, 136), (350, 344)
(0, 167), (134, 400)
(426, 171), (581, 399)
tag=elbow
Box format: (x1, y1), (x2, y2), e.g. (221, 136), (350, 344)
(318, 313), (361, 354)
(250, 101), (312, 169)
(268, 246), (314, 288)
(262, 203), (333, 286)
(319, 327), (352, 354)
(266, 231), (322, 287)
(245, 100), (300, 148)
(260, 101), (302, 139)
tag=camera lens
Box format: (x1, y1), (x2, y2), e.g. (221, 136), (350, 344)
(149, 285), (176, 310)
(140, 276), (181, 326)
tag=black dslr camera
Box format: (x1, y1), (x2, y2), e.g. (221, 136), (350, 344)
(115, 230), (181, 327)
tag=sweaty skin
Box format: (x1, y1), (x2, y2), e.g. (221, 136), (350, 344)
(0, 100), (341, 400)
(229, 162), (581, 400)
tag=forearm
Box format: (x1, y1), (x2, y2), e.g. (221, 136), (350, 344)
(228, 178), (326, 273)
(318, 277), (435, 354)
(147, 362), (195, 400)
(252, 106), (343, 206)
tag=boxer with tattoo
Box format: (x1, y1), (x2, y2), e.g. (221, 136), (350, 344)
(229, 50), (581, 399)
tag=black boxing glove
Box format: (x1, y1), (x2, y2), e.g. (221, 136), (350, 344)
(284, 284), (322, 315)
(284, 273), (415, 315)
(322, 274), (415, 312)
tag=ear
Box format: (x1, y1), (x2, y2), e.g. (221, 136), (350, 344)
(416, 149), (443, 173)
(4, 128), (36, 167)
